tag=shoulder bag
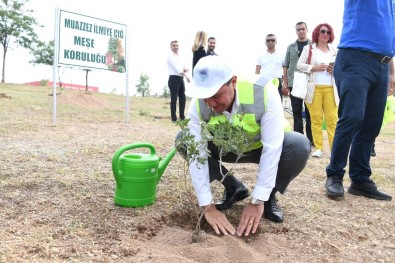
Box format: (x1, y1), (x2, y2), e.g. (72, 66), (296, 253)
(291, 45), (312, 100)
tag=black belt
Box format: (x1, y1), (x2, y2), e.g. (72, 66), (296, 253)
(365, 51), (392, 64)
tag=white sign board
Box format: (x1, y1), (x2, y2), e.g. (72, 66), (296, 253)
(57, 10), (127, 73)
(52, 9), (130, 125)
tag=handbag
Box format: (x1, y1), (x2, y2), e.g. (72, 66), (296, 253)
(291, 45), (312, 100)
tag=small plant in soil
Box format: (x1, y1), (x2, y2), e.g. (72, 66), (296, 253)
(175, 114), (254, 241)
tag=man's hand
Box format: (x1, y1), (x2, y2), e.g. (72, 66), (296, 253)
(203, 204), (236, 235)
(388, 75), (395, 96)
(236, 204), (264, 236)
(388, 59), (394, 96)
(282, 86), (289, 96)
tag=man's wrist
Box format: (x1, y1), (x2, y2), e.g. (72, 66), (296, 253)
(250, 197), (264, 205)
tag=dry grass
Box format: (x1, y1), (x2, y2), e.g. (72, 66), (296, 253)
(0, 83), (394, 263)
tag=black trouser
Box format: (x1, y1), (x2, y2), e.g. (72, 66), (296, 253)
(168, 75), (186, 121)
(277, 78), (283, 102)
(289, 87), (313, 145)
(176, 131), (310, 194)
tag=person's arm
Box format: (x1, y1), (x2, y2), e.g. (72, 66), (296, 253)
(296, 45), (314, 73)
(388, 59), (394, 96)
(167, 53), (178, 74)
(282, 48), (290, 94)
(252, 85), (284, 201)
(187, 100), (236, 236)
(255, 65), (261, 74)
(282, 66), (289, 95)
(186, 99), (212, 207)
(181, 70), (190, 83)
(168, 53), (187, 78)
(237, 83), (284, 236)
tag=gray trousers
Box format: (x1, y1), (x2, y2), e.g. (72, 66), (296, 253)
(176, 131), (310, 194)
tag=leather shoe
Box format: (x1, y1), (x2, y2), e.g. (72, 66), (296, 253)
(215, 184), (249, 211)
(348, 181), (392, 201)
(264, 196), (284, 223)
(325, 175), (344, 199)
(370, 147), (376, 157)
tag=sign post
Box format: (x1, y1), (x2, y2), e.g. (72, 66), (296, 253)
(53, 9), (128, 124)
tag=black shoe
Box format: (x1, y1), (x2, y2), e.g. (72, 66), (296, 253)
(215, 184), (249, 211)
(370, 147), (376, 157)
(348, 181), (392, 201)
(264, 196), (284, 223)
(325, 175), (344, 199)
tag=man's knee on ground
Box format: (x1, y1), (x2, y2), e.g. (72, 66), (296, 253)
(284, 132), (311, 160)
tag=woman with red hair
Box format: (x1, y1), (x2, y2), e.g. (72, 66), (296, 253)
(297, 23), (339, 158)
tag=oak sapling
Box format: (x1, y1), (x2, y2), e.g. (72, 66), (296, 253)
(175, 115), (254, 241)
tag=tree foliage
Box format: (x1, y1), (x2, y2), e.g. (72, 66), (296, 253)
(106, 37), (125, 72)
(175, 116), (254, 236)
(135, 72), (150, 97)
(29, 40), (92, 91)
(29, 40), (53, 66)
(0, 0), (42, 83)
(162, 85), (169, 98)
(29, 39), (64, 89)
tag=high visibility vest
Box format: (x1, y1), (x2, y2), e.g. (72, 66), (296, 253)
(197, 76), (291, 152)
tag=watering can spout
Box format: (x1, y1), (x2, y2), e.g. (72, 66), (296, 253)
(157, 147), (177, 182)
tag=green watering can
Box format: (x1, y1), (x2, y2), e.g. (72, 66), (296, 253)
(112, 143), (176, 207)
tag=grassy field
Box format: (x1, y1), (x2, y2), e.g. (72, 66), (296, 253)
(1, 83), (394, 262)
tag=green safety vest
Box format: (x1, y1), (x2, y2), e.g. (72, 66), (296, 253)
(197, 77), (291, 151)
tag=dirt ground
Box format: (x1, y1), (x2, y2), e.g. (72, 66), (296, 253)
(0, 89), (394, 263)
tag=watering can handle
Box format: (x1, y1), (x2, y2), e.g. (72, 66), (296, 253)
(113, 143), (156, 158)
(112, 143), (156, 187)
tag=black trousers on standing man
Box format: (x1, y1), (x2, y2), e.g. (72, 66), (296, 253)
(289, 87), (313, 146)
(168, 75), (186, 122)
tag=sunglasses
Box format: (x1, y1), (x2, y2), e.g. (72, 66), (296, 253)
(266, 39), (276, 43)
(296, 28), (306, 32)
(320, 29), (331, 35)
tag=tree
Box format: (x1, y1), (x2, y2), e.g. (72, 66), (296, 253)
(162, 85), (169, 98)
(106, 37), (125, 73)
(29, 40), (53, 66)
(175, 116), (254, 242)
(29, 40), (64, 90)
(135, 72), (150, 97)
(30, 40), (92, 92)
(0, 0), (42, 83)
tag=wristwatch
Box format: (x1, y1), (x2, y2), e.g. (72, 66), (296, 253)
(250, 197), (264, 205)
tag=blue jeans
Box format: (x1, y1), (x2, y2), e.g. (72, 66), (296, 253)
(326, 49), (389, 183)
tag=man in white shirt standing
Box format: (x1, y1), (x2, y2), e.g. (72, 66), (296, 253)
(255, 34), (284, 101)
(167, 40), (190, 122)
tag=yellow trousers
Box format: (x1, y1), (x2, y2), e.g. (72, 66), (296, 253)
(305, 85), (338, 151)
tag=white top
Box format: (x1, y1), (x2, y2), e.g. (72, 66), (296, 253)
(167, 51), (187, 76)
(256, 51), (284, 79)
(315, 49), (333, 86)
(186, 82), (284, 206)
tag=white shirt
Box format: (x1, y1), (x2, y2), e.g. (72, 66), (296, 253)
(256, 50), (284, 79)
(186, 81), (284, 206)
(315, 49), (333, 85)
(167, 51), (186, 76)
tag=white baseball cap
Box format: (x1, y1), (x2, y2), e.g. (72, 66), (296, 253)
(186, 56), (233, 99)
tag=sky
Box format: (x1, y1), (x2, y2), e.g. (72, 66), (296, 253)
(3, 0), (345, 96)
